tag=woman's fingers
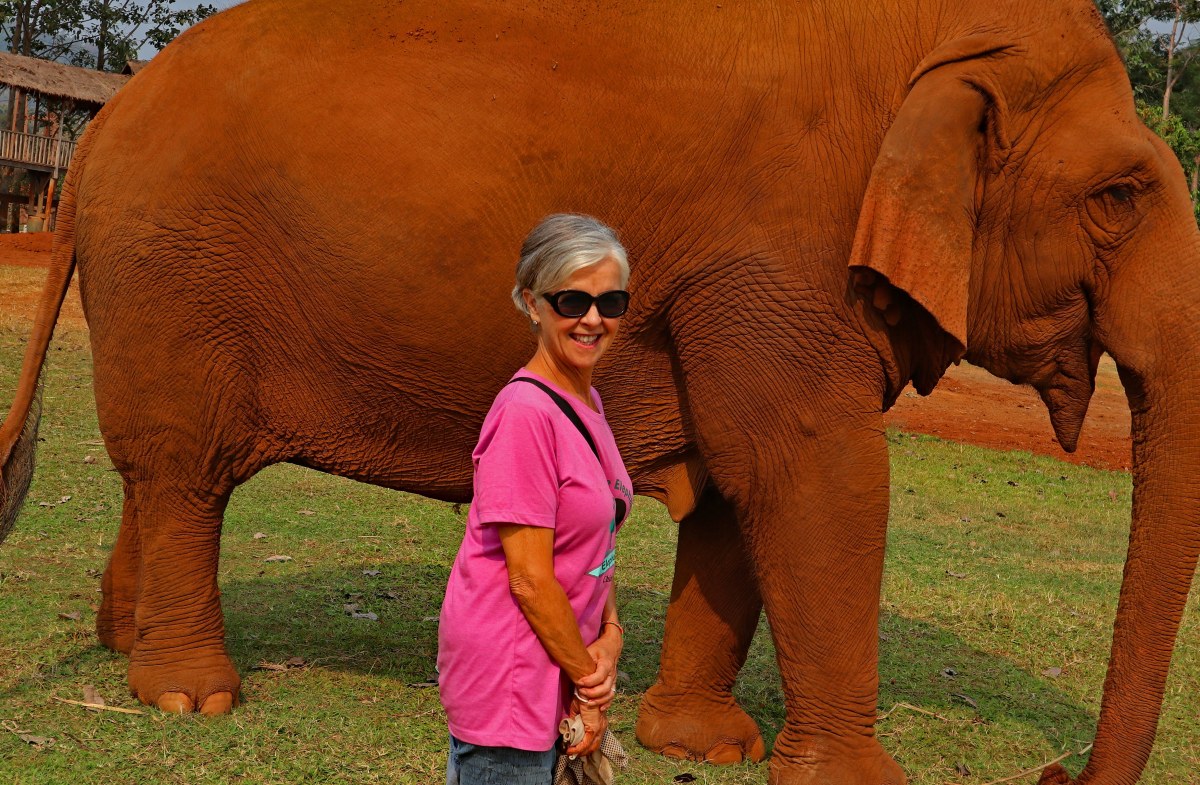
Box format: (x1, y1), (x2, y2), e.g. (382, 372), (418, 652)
(566, 727), (597, 757)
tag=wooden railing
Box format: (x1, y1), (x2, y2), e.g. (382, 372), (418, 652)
(0, 129), (76, 172)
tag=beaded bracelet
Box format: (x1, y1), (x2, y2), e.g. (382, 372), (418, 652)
(601, 620), (625, 637)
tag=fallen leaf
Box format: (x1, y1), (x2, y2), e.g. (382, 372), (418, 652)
(362, 570), (381, 577)
(408, 678), (438, 688)
(297, 509), (316, 516)
(82, 685), (105, 708)
(941, 667), (958, 678)
(1006, 480), (1018, 487)
(85, 568), (102, 579)
(946, 570), (968, 580)
(951, 693), (978, 709)
(1043, 666), (1063, 678)
(421, 615), (438, 622)
(1108, 490), (1119, 502)
(616, 670), (630, 685)
(252, 532), (267, 540)
(956, 762), (972, 776)
(82, 455), (96, 465)
(350, 611), (379, 621)
(59, 496), (71, 504)
(263, 555), (292, 563)
(995, 511), (1006, 518)
(377, 591), (401, 600)
(344, 603), (360, 614)
(285, 656), (306, 668)
(58, 611), (82, 621)
(673, 775), (697, 783)
(19, 734), (53, 747)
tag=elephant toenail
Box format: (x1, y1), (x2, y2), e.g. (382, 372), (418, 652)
(157, 692), (194, 714)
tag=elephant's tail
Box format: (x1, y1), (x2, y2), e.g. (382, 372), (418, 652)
(0, 107), (104, 544)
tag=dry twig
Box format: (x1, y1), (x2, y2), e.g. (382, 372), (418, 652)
(51, 696), (144, 715)
(944, 743), (1094, 785)
(877, 702), (955, 723)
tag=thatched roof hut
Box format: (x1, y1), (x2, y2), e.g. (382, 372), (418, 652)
(0, 51), (129, 108)
(121, 60), (149, 76)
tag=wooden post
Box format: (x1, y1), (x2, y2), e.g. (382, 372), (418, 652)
(47, 111), (64, 232)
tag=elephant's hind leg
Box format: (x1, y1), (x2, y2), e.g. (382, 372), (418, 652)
(123, 479), (239, 716)
(97, 482), (141, 654)
(636, 488), (767, 764)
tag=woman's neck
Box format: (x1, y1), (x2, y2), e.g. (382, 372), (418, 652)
(524, 352), (595, 410)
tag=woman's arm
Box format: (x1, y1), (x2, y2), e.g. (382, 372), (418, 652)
(577, 587), (622, 705)
(496, 523), (597, 684)
(498, 523), (609, 755)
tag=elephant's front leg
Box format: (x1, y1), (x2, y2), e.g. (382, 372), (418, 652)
(736, 423), (902, 785)
(124, 481), (239, 715)
(636, 487), (767, 764)
(682, 351), (904, 784)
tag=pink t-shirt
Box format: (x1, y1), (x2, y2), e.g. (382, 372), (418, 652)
(438, 369), (633, 750)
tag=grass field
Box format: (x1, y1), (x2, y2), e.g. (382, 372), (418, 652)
(1, 264), (1197, 784)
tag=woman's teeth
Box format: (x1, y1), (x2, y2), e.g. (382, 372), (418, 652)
(572, 334), (599, 345)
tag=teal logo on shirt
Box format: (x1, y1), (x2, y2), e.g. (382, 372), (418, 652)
(587, 549), (616, 577)
(586, 498), (621, 578)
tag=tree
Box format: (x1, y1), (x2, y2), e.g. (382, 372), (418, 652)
(1098, 1), (1200, 218)
(0, 1), (216, 72)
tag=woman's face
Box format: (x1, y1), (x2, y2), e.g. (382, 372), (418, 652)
(524, 257), (624, 377)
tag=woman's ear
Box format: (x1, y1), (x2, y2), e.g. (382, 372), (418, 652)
(849, 37), (1012, 362)
(522, 289), (539, 321)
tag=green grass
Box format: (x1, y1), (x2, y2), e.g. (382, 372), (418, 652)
(1, 309), (1197, 784)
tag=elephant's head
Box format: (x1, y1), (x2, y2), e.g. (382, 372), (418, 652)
(850, 4), (1200, 783)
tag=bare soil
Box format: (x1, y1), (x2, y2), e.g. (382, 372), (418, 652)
(886, 358), (1131, 471)
(0, 232), (55, 267)
(0, 237), (1132, 471)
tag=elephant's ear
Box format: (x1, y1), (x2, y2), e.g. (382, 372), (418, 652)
(850, 38), (1013, 382)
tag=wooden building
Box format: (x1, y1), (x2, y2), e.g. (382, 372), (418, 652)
(0, 51), (130, 230)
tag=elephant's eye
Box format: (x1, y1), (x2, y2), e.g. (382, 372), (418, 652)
(1107, 185), (1133, 203)
(1085, 182), (1140, 245)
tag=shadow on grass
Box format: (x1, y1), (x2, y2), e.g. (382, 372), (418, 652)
(4, 561), (1097, 761)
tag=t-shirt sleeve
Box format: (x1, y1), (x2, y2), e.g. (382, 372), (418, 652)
(471, 398), (560, 528)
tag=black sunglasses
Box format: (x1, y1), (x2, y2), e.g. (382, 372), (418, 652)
(542, 289), (630, 319)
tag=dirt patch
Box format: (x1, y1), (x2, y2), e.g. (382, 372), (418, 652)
(0, 237), (85, 331)
(885, 358), (1131, 471)
(0, 232), (55, 267)
(0, 236), (1132, 470)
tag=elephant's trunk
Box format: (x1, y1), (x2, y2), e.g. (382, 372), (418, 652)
(1069, 258), (1200, 784)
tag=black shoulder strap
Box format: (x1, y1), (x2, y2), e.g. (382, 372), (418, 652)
(506, 377), (600, 460)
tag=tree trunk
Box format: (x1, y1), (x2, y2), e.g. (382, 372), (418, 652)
(1191, 160), (1199, 211)
(1163, 3), (1183, 119)
(96, 0), (112, 72)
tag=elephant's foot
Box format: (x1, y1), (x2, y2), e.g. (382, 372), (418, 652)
(128, 646), (241, 715)
(636, 685), (766, 764)
(769, 735), (906, 785)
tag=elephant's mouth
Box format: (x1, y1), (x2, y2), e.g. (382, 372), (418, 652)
(1032, 340), (1104, 453)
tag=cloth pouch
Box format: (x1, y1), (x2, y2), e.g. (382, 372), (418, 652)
(553, 714), (629, 785)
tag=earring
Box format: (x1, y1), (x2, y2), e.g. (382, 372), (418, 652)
(532, 320), (540, 328)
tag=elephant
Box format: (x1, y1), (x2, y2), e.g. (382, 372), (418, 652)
(0, 0), (1196, 782)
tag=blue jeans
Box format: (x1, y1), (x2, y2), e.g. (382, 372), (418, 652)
(446, 734), (556, 785)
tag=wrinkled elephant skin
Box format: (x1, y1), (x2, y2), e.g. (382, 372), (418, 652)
(1, 1), (1197, 783)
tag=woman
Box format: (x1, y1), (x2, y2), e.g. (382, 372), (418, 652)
(438, 214), (634, 784)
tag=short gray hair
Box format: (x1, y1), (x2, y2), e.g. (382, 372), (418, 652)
(511, 214), (630, 317)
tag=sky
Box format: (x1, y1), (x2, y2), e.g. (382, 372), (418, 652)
(136, 0), (243, 58)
